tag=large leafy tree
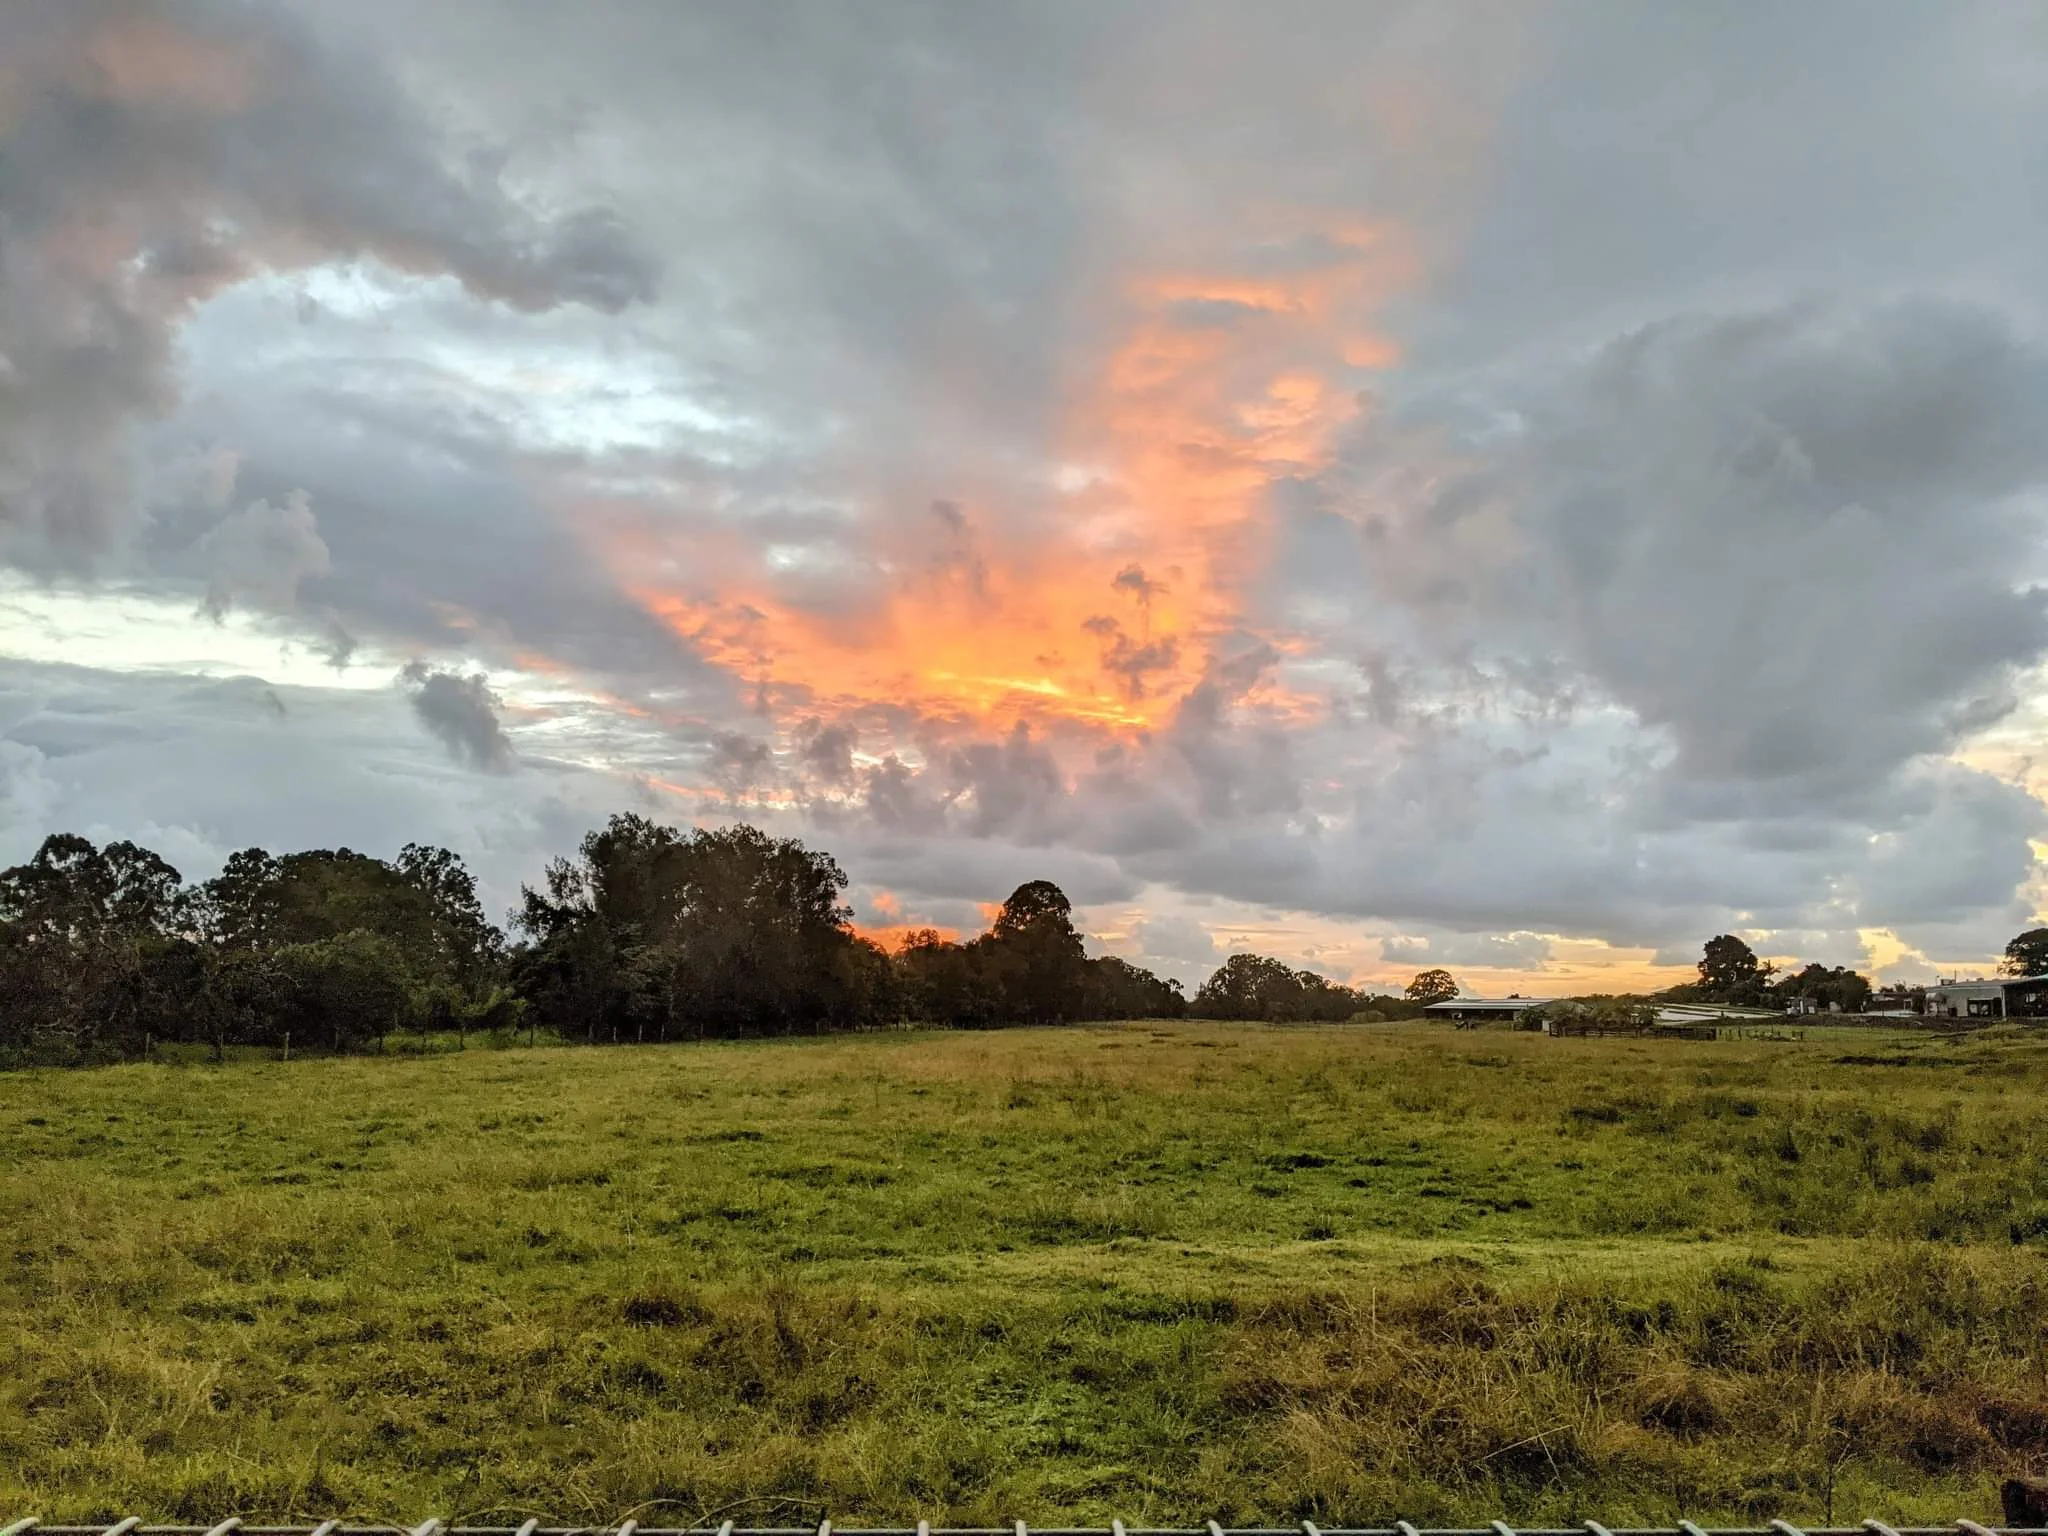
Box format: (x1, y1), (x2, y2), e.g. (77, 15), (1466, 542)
(980, 880), (1089, 1025)
(195, 842), (507, 1049)
(514, 814), (881, 1040)
(0, 833), (191, 941)
(274, 932), (418, 1052)
(1698, 934), (1768, 998)
(201, 843), (501, 997)
(1404, 968), (1459, 1005)
(658, 824), (866, 1036)
(0, 834), (199, 1060)
(1192, 953), (1363, 1021)
(396, 842), (502, 987)
(1195, 954), (1301, 1018)
(514, 813), (683, 1041)
(2002, 928), (2048, 978)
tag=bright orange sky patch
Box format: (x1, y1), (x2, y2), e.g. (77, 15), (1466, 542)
(595, 215), (1413, 759)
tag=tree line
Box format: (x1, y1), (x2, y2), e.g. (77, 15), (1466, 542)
(19, 816), (1965, 1067)
(0, 815), (1417, 1066)
(1666, 932), (1891, 1012)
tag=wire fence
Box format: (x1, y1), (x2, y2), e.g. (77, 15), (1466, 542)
(5, 1521), (2045, 1536)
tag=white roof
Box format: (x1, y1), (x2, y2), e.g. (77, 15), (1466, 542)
(1425, 996), (1550, 1011)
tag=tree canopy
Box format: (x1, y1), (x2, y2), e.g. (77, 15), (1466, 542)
(0, 832), (511, 1062)
(1698, 934), (1764, 993)
(1190, 953), (1372, 1022)
(1404, 968), (1459, 1005)
(1773, 962), (1872, 1014)
(512, 814), (886, 1041)
(2002, 928), (2048, 978)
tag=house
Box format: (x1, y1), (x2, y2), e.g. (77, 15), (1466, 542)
(1924, 974), (2048, 1021)
(1423, 995), (1551, 1026)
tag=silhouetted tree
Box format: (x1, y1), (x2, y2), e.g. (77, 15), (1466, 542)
(1698, 934), (1768, 998)
(1082, 955), (1187, 1019)
(1192, 953), (1364, 1021)
(0, 833), (191, 942)
(1194, 953), (1293, 1019)
(200, 843), (504, 1041)
(1404, 968), (1458, 1005)
(2002, 928), (2048, 978)
(396, 842), (502, 987)
(0, 832), (510, 1062)
(513, 814), (883, 1040)
(979, 880), (1089, 1024)
(894, 929), (1002, 1027)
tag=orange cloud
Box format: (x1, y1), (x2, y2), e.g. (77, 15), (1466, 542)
(592, 212), (1415, 763)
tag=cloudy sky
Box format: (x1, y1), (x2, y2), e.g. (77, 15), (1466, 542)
(5, 0), (2048, 993)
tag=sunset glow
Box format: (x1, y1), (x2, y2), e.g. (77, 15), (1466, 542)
(6, 1), (2046, 998)
(595, 219), (1410, 767)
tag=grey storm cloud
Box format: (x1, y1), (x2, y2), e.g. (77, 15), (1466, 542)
(943, 724), (1070, 842)
(1164, 646), (1301, 822)
(1350, 299), (2048, 808)
(198, 488), (330, 617)
(400, 662), (514, 772)
(708, 730), (774, 793)
(863, 755), (943, 835)
(0, 0), (656, 573)
(796, 719), (858, 787)
(1380, 932), (1555, 971)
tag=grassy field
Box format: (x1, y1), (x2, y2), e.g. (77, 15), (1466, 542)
(5, 1021), (2048, 1527)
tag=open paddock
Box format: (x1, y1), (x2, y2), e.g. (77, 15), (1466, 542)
(4, 1022), (2047, 1526)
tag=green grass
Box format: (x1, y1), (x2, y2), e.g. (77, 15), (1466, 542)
(5, 1021), (2048, 1526)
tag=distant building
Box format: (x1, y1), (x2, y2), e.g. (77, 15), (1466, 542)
(1925, 974), (2048, 1021)
(1654, 1003), (1778, 1024)
(1423, 995), (1550, 1025)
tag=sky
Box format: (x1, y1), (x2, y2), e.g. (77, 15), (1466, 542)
(4, 0), (2048, 996)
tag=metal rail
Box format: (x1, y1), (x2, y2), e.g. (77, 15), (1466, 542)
(5, 1524), (2045, 1536)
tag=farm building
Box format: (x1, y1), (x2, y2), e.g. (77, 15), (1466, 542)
(1924, 974), (2048, 1020)
(1655, 1003), (1780, 1025)
(1423, 995), (1551, 1025)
